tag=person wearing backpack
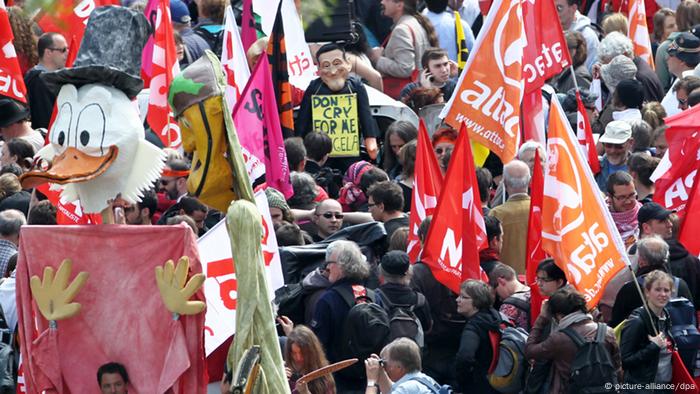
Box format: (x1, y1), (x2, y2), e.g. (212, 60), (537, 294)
(310, 240), (388, 392)
(376, 251), (432, 344)
(620, 270), (678, 393)
(455, 279), (506, 393)
(525, 287), (622, 394)
(489, 262), (532, 332)
(192, 0), (225, 57)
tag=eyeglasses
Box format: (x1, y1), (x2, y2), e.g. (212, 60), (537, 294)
(612, 192), (638, 202)
(320, 212), (344, 219)
(535, 276), (557, 283)
(603, 143), (625, 150)
(456, 294), (472, 300)
(678, 97), (689, 106)
(160, 179), (172, 186)
(48, 47), (68, 53)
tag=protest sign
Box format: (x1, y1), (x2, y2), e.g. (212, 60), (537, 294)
(312, 94), (359, 157)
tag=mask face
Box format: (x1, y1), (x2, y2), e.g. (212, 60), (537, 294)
(318, 49), (351, 92)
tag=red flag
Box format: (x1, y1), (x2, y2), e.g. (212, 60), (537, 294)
(0, 5), (27, 103)
(35, 183), (102, 225)
(525, 149), (546, 325)
(141, 0), (158, 88)
(421, 124), (488, 293)
(542, 97), (629, 308)
(521, 0), (571, 93)
(679, 159), (700, 256)
(147, 0), (181, 149)
(240, 0), (256, 53)
(576, 91), (601, 174)
(407, 120), (444, 262)
(65, 35), (79, 68)
(37, 0), (119, 46)
(652, 105), (700, 217)
(521, 91), (546, 144)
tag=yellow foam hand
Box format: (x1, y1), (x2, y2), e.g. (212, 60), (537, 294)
(155, 256), (205, 316)
(29, 259), (89, 322)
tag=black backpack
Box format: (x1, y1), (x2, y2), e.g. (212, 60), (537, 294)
(561, 323), (618, 394)
(376, 289), (425, 348)
(193, 25), (224, 58)
(273, 283), (306, 326)
(334, 285), (390, 379)
(312, 167), (342, 199)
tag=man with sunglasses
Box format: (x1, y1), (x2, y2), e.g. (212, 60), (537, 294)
(309, 199), (345, 242)
(24, 32), (68, 130)
(595, 120), (633, 191)
(661, 32), (700, 116)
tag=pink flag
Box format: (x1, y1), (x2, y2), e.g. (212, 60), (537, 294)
(240, 0), (256, 52)
(141, 0), (158, 88)
(233, 56), (293, 198)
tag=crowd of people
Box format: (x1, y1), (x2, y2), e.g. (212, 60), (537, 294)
(2, 0), (700, 392)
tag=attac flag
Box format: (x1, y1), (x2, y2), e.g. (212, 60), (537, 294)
(441, 0), (525, 163)
(525, 149), (546, 326)
(266, 1), (295, 139)
(37, 0), (119, 48)
(542, 97), (629, 308)
(421, 124), (488, 293)
(628, 0), (655, 70)
(576, 91), (601, 174)
(233, 56), (293, 198)
(454, 11), (469, 71)
(0, 3), (27, 103)
(679, 159), (700, 256)
(651, 105), (700, 217)
(222, 5), (251, 112)
(147, 0), (182, 149)
(407, 120), (444, 262)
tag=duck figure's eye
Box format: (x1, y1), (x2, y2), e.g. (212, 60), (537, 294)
(80, 130), (90, 146)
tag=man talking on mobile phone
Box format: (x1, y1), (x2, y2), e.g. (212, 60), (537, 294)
(399, 48), (459, 101)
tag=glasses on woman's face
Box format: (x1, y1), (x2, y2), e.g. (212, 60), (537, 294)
(535, 276), (557, 284)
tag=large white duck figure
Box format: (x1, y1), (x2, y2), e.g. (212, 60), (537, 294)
(20, 6), (165, 213)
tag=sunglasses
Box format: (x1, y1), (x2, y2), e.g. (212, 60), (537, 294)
(603, 143), (625, 150)
(48, 47), (69, 53)
(320, 212), (344, 219)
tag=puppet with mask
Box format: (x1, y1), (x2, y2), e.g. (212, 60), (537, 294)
(294, 43), (379, 163)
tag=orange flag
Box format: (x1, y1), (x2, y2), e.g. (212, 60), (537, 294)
(542, 97), (629, 308)
(628, 0), (654, 70)
(406, 119), (444, 262)
(421, 124), (488, 293)
(441, 0), (525, 163)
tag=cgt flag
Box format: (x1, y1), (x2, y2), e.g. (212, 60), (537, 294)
(679, 159), (700, 256)
(421, 124), (487, 293)
(406, 119), (444, 262)
(441, 0), (525, 163)
(147, 0), (182, 149)
(0, 3), (26, 103)
(525, 149), (546, 326)
(542, 96), (629, 308)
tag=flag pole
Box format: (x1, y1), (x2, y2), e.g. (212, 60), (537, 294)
(628, 263), (660, 336)
(570, 65), (580, 92)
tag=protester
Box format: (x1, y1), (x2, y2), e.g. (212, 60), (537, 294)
(672, 75), (700, 111)
(338, 161), (374, 212)
(7, 6), (37, 75)
(430, 127), (457, 172)
(526, 287), (622, 393)
(422, 0), (474, 63)
(170, 0), (209, 67)
(596, 121), (633, 191)
(0, 210), (23, 279)
(655, 0), (700, 91)
(97, 362), (129, 394)
(551, 31), (591, 92)
(367, 181), (409, 245)
(479, 216), (503, 275)
(641, 101), (667, 131)
(282, 325), (335, 394)
(303, 131), (333, 177)
(400, 48), (458, 101)
(488, 262), (531, 331)
(395, 140), (416, 212)
(607, 171), (642, 248)
(343, 23), (384, 91)
(0, 138), (34, 172)
(601, 12), (628, 36)
(0, 174), (30, 216)
(535, 258), (568, 298)
(619, 270), (676, 392)
(381, 121), (418, 180)
(309, 199), (345, 242)
(455, 279), (503, 393)
(652, 8), (677, 57)
(377, 251), (432, 331)
(24, 32), (67, 130)
(554, 0), (599, 70)
(0, 98), (45, 154)
(627, 152), (659, 203)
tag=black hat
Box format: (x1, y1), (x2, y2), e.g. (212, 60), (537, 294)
(42, 6), (151, 99)
(667, 32), (700, 65)
(638, 202), (675, 224)
(380, 251), (410, 276)
(0, 98), (30, 128)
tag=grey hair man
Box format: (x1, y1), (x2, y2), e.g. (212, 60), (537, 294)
(489, 160), (531, 275)
(0, 209), (25, 277)
(364, 338), (441, 393)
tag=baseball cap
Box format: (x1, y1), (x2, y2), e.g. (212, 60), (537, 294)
(599, 120), (632, 144)
(380, 251), (410, 276)
(170, 0), (191, 24)
(637, 202), (675, 224)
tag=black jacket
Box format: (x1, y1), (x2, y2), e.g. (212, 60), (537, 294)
(610, 268), (692, 327)
(455, 308), (504, 393)
(667, 239), (700, 309)
(377, 282), (432, 333)
(620, 306), (673, 385)
(411, 262), (465, 348)
(25, 68), (56, 130)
